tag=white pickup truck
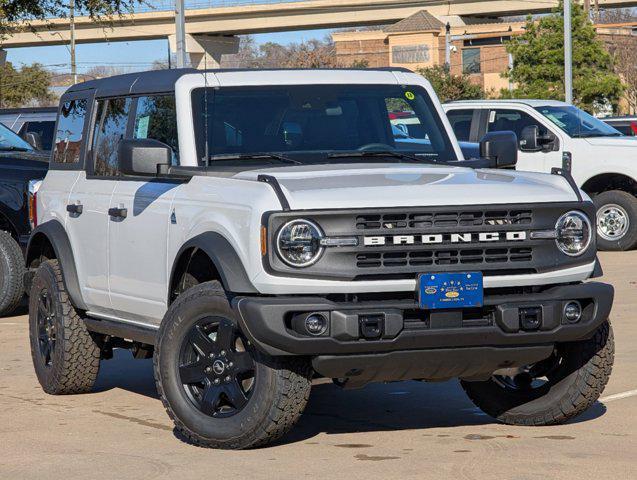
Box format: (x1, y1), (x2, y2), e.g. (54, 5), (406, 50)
(444, 100), (637, 251)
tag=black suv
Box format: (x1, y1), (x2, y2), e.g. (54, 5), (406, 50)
(0, 122), (49, 315)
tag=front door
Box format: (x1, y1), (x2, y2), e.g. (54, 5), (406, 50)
(107, 94), (181, 324)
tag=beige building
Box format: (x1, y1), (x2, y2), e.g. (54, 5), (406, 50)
(333, 10), (637, 96)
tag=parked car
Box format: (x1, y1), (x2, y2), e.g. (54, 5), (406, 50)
(602, 116), (637, 136)
(0, 107), (57, 151)
(0, 122), (48, 315)
(444, 100), (637, 251)
(27, 69), (613, 449)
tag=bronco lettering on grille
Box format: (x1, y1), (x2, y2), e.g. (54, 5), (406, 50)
(363, 231), (527, 246)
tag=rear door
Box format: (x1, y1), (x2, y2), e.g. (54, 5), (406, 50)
(107, 94), (180, 323)
(66, 96), (131, 313)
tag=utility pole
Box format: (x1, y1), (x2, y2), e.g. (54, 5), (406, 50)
(564, 0), (573, 104)
(70, 0), (77, 84)
(444, 22), (451, 71)
(175, 0), (187, 68)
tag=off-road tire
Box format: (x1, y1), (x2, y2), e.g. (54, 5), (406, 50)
(594, 190), (637, 251)
(0, 230), (25, 316)
(154, 280), (312, 449)
(461, 321), (614, 426)
(29, 259), (101, 394)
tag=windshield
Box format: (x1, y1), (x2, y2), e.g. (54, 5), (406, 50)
(535, 105), (622, 138)
(0, 123), (33, 152)
(191, 84), (458, 165)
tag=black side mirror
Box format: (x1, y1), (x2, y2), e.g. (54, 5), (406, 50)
(479, 131), (518, 169)
(118, 138), (172, 176)
(24, 132), (43, 150)
(519, 125), (540, 152)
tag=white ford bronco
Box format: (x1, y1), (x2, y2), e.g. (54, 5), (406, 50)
(444, 100), (637, 251)
(27, 69), (614, 449)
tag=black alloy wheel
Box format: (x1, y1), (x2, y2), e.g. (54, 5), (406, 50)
(179, 316), (256, 418)
(36, 289), (56, 367)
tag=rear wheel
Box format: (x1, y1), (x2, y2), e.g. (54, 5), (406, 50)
(28, 259), (101, 394)
(0, 230), (25, 316)
(155, 281), (312, 449)
(594, 190), (637, 251)
(461, 321), (614, 426)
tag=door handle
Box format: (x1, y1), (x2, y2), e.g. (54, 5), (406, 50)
(108, 207), (128, 219)
(66, 203), (83, 215)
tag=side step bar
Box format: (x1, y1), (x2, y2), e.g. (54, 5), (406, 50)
(84, 317), (158, 345)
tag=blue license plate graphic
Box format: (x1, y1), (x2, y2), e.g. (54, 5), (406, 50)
(418, 272), (483, 310)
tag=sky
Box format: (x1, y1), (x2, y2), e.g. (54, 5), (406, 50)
(5, 29), (334, 75)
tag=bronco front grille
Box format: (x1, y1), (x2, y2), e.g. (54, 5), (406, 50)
(264, 202), (596, 281)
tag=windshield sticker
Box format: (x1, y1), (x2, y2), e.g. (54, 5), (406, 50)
(405, 91), (415, 101)
(489, 110), (496, 123)
(135, 116), (150, 138)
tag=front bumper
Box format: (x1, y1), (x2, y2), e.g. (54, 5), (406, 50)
(234, 282), (613, 387)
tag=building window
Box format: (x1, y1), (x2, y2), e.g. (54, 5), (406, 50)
(391, 45), (430, 64)
(462, 48), (481, 74)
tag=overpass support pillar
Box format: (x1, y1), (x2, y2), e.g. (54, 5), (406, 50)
(0, 49), (6, 68)
(169, 34), (239, 69)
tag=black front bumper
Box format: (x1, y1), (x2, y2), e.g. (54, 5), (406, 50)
(233, 282), (613, 386)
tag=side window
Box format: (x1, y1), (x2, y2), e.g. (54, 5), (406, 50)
(19, 121), (56, 150)
(92, 97), (131, 177)
(53, 99), (88, 164)
(488, 109), (545, 147)
(134, 95), (179, 164)
(446, 109), (475, 142)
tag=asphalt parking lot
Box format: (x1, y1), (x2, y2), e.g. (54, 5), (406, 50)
(0, 251), (635, 480)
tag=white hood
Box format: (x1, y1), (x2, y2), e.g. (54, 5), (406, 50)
(234, 164), (579, 210)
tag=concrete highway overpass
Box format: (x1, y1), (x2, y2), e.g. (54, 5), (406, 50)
(2, 0), (637, 67)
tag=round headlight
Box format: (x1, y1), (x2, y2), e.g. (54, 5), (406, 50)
(276, 220), (324, 267)
(555, 211), (592, 256)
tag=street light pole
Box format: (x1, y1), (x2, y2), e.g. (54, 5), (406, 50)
(175, 0), (187, 68)
(564, 0), (573, 104)
(70, 0), (77, 84)
(444, 22), (451, 71)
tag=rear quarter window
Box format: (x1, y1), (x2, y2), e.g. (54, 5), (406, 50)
(53, 99), (88, 164)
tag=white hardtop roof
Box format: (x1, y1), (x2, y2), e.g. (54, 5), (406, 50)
(445, 99), (569, 108)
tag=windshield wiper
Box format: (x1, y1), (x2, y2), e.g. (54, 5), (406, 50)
(0, 146), (31, 152)
(207, 152), (303, 165)
(327, 150), (439, 164)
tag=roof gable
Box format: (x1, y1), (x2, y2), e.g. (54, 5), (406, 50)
(385, 10), (444, 33)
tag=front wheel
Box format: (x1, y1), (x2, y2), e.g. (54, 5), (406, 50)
(154, 281), (312, 449)
(594, 190), (637, 251)
(461, 321), (614, 426)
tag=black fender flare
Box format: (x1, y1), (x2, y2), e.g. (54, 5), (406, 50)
(26, 220), (87, 311)
(169, 232), (257, 300)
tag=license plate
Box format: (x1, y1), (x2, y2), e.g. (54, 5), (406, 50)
(418, 272), (483, 310)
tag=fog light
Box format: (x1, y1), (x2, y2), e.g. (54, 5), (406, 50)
(563, 301), (582, 324)
(305, 314), (328, 336)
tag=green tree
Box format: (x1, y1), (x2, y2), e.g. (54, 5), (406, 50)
(504, 1), (622, 113)
(0, 61), (53, 107)
(416, 65), (483, 103)
(0, 1), (141, 39)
